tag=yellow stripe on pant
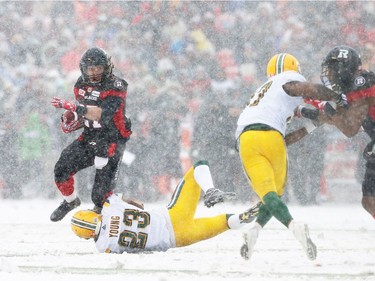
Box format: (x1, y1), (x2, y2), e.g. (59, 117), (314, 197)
(168, 166), (228, 247)
(239, 130), (287, 200)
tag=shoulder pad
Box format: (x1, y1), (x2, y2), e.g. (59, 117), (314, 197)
(74, 76), (85, 88)
(352, 70), (375, 91)
(113, 79), (127, 90)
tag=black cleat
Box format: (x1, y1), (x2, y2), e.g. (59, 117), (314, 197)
(50, 198), (81, 222)
(203, 188), (236, 208)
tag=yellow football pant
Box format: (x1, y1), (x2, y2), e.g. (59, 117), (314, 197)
(167, 165), (228, 247)
(239, 130), (287, 200)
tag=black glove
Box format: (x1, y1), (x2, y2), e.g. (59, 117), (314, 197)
(334, 92), (349, 109)
(363, 141), (375, 162)
(323, 102), (337, 116)
(295, 106), (319, 120)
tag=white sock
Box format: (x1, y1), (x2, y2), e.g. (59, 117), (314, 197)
(63, 190), (78, 203)
(228, 214), (262, 230)
(227, 214), (242, 229)
(193, 164), (215, 193)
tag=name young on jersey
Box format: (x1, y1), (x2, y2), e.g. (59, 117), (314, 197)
(109, 216), (120, 238)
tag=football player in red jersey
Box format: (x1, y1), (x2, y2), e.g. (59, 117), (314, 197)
(299, 45), (375, 219)
(50, 47), (132, 221)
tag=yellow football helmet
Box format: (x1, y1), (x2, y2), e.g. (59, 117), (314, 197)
(71, 210), (102, 239)
(266, 53), (301, 77)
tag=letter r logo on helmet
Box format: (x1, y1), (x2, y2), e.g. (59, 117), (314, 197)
(266, 53), (301, 78)
(338, 49), (349, 59)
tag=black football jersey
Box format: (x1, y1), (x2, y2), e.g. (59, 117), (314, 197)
(346, 70), (375, 140)
(73, 75), (131, 143)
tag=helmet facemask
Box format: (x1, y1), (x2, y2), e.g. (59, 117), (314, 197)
(79, 48), (113, 84)
(320, 46), (362, 93)
(320, 62), (342, 93)
(85, 65), (105, 83)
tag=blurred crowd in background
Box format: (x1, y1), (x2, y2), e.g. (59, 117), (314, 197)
(0, 1), (374, 204)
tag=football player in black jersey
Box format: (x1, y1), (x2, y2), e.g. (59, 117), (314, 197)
(299, 45), (375, 219)
(50, 47), (132, 221)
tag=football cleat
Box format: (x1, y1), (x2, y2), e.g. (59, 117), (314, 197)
(203, 188), (236, 208)
(289, 221), (317, 260)
(50, 197), (81, 222)
(240, 222), (262, 260)
(239, 201), (262, 224)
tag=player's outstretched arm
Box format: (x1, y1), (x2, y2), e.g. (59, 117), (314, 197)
(51, 97), (102, 121)
(283, 81), (344, 105)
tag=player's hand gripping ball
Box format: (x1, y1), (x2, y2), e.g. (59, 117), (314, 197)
(61, 110), (84, 134)
(63, 110), (77, 123)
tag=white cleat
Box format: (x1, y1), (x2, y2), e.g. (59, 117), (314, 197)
(289, 221), (317, 260)
(240, 223), (261, 260)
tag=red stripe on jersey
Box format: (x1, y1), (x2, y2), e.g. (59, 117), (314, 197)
(74, 87), (79, 100)
(113, 102), (132, 138)
(100, 89), (127, 100)
(108, 143), (117, 157)
(347, 85), (375, 120)
(347, 85), (375, 103)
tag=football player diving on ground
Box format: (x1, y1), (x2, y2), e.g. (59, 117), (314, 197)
(70, 161), (260, 253)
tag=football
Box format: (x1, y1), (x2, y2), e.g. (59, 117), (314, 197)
(62, 110), (77, 123)
(60, 110), (85, 133)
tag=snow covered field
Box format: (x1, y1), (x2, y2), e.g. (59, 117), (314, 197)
(0, 198), (374, 281)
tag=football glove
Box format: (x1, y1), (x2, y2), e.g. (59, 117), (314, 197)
(294, 105), (319, 120)
(51, 97), (88, 116)
(60, 113), (84, 134)
(334, 92), (349, 109)
(51, 97), (77, 111)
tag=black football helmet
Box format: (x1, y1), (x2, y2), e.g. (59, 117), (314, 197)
(320, 45), (362, 93)
(79, 47), (113, 83)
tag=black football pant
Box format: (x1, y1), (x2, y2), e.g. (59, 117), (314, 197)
(54, 139), (127, 207)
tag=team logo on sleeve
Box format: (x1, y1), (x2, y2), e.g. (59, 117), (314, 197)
(354, 76), (366, 86)
(114, 80), (124, 89)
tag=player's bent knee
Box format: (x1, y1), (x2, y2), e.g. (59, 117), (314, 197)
(263, 192), (283, 212)
(54, 164), (71, 182)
